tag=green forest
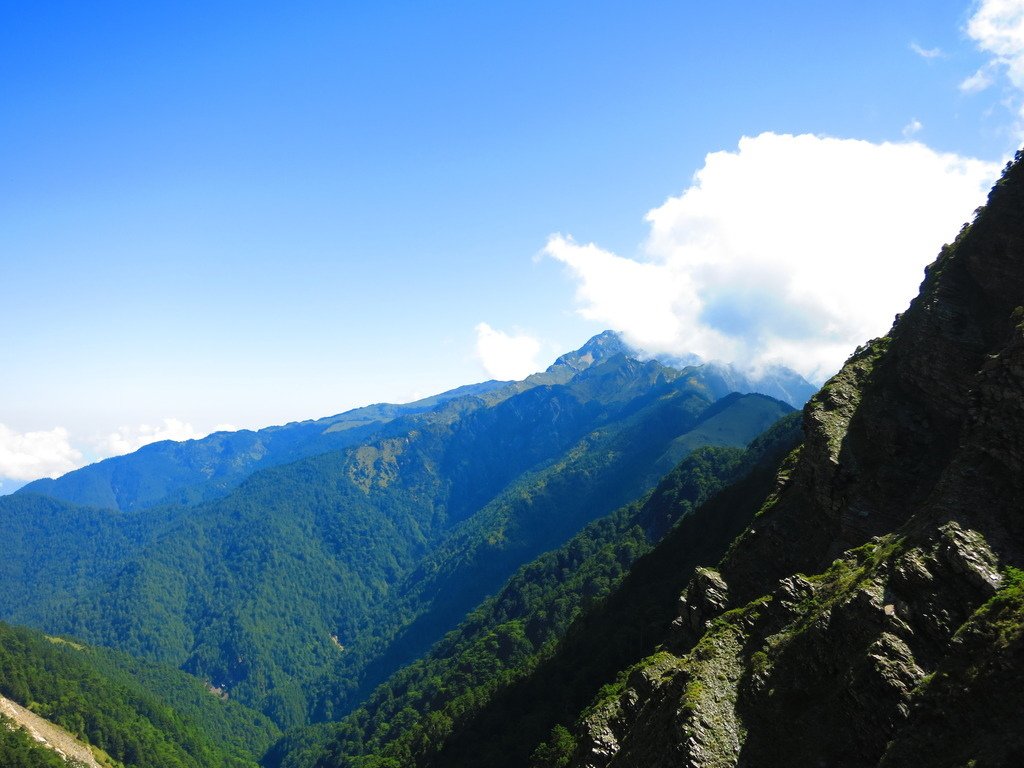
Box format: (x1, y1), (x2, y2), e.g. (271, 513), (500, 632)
(0, 622), (278, 768)
(0, 334), (801, 767)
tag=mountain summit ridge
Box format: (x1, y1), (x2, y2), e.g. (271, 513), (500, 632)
(561, 329), (818, 408)
(548, 330), (633, 373)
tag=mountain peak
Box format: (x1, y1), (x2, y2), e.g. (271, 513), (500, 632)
(548, 330), (632, 374)
(544, 332), (817, 408)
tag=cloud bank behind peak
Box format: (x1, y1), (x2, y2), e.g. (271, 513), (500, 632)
(547, 132), (1000, 383)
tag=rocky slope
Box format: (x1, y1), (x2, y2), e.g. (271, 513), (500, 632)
(0, 695), (103, 768)
(559, 153), (1024, 768)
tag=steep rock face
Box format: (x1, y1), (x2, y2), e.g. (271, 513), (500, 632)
(564, 155), (1024, 767)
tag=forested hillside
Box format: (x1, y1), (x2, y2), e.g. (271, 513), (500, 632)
(1, 335), (793, 735)
(0, 622), (279, 768)
(274, 414), (800, 768)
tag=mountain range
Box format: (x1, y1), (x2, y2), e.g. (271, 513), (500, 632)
(0, 328), (797, 748)
(14, 332), (813, 514)
(2, 153), (1022, 768)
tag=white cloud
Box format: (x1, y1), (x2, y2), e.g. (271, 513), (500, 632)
(474, 323), (542, 380)
(966, 0), (1024, 89)
(960, 66), (995, 92)
(547, 132), (999, 383)
(0, 418), (240, 486)
(902, 118), (924, 137)
(545, 237), (689, 351)
(96, 417), (212, 457)
(0, 423), (84, 481)
(963, 0), (1024, 128)
(910, 42), (944, 59)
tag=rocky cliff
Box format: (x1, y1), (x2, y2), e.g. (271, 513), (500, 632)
(564, 153), (1024, 768)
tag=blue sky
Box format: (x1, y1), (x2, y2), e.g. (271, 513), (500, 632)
(3, 1), (1023, 488)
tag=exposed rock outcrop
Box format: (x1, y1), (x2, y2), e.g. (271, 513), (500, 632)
(0, 695), (103, 768)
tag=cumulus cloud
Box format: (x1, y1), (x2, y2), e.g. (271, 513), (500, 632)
(0, 423), (84, 481)
(475, 323), (542, 380)
(910, 42), (944, 59)
(95, 417), (224, 457)
(547, 132), (999, 383)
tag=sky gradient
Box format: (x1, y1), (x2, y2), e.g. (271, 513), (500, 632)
(3, 1), (1024, 488)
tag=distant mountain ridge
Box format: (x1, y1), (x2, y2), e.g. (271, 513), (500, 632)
(16, 380), (509, 512)
(547, 328), (818, 409)
(15, 332), (814, 514)
(689, 359), (817, 408)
